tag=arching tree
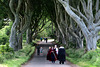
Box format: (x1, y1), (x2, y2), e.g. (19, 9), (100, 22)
(58, 0), (100, 51)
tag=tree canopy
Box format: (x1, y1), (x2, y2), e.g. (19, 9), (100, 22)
(0, 0), (100, 51)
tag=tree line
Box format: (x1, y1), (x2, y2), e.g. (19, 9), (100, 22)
(0, 0), (100, 51)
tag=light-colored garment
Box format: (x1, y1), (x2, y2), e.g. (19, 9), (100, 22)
(55, 48), (58, 54)
(40, 48), (43, 53)
(59, 46), (64, 49)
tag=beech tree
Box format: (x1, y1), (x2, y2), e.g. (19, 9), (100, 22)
(9, 0), (23, 50)
(0, 0), (13, 29)
(1, 0), (97, 51)
(58, 0), (100, 51)
(8, 0), (56, 50)
(54, 0), (84, 48)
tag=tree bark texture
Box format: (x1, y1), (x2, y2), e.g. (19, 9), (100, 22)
(58, 0), (100, 51)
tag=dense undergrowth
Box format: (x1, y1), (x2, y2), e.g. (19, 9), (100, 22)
(54, 40), (100, 67)
(0, 40), (35, 67)
(0, 22), (12, 45)
(66, 48), (100, 67)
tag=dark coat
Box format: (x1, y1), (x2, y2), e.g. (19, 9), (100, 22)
(51, 51), (56, 61)
(37, 46), (40, 55)
(58, 47), (66, 61)
(47, 49), (52, 60)
(47, 49), (57, 61)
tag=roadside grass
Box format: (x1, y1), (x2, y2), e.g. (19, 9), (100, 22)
(34, 39), (40, 42)
(6, 46), (35, 67)
(0, 41), (35, 67)
(66, 48), (100, 67)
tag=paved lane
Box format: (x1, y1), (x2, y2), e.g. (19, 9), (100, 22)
(22, 40), (79, 67)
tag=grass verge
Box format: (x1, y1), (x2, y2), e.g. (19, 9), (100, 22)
(66, 48), (100, 67)
(0, 44), (35, 67)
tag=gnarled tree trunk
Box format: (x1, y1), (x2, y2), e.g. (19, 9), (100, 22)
(58, 0), (100, 51)
(9, 15), (19, 51)
(9, 0), (22, 50)
(26, 28), (32, 44)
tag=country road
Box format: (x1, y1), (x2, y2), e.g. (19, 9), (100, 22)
(22, 40), (79, 67)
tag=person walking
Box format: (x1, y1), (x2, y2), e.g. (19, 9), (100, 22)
(40, 47), (43, 56)
(45, 38), (48, 43)
(40, 37), (42, 41)
(54, 45), (58, 55)
(50, 47), (57, 63)
(47, 47), (52, 60)
(37, 46), (40, 55)
(58, 45), (66, 64)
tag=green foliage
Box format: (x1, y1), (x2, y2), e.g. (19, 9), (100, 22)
(82, 50), (97, 60)
(93, 57), (100, 67)
(0, 43), (14, 63)
(0, 43), (14, 53)
(66, 41), (77, 48)
(0, 20), (4, 29)
(5, 45), (35, 67)
(30, 42), (37, 46)
(66, 48), (100, 67)
(37, 20), (55, 38)
(66, 48), (85, 58)
(0, 42), (35, 67)
(0, 55), (6, 63)
(5, 22), (12, 36)
(0, 22), (12, 45)
(54, 40), (61, 45)
(49, 34), (56, 39)
(97, 41), (100, 48)
(5, 27), (10, 35)
(14, 45), (31, 58)
(23, 33), (26, 40)
(0, 34), (8, 45)
(55, 40), (67, 48)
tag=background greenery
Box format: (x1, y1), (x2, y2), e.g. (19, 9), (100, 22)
(0, 21), (12, 45)
(66, 48), (100, 67)
(0, 40), (35, 67)
(36, 20), (55, 39)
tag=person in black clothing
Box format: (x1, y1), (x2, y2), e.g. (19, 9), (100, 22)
(50, 47), (57, 63)
(40, 37), (42, 41)
(47, 47), (52, 60)
(58, 46), (66, 64)
(45, 38), (48, 43)
(37, 46), (40, 55)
